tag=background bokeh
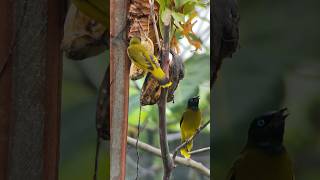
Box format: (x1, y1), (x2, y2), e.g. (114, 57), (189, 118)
(59, 52), (109, 180)
(212, 0), (320, 179)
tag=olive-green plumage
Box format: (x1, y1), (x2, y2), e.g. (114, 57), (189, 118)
(227, 108), (295, 180)
(127, 37), (172, 88)
(180, 96), (201, 158)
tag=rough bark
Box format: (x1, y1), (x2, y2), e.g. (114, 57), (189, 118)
(110, 0), (129, 179)
(0, 0), (65, 179)
(212, 0), (240, 86)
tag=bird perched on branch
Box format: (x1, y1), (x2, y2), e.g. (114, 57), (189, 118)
(127, 37), (172, 88)
(180, 96), (202, 158)
(227, 108), (295, 180)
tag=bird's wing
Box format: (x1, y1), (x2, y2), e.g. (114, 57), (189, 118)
(226, 153), (244, 180)
(180, 115), (184, 127)
(127, 47), (154, 71)
(138, 51), (154, 70)
(148, 54), (160, 68)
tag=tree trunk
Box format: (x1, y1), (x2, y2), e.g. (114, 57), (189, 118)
(110, 0), (129, 179)
(0, 0), (65, 179)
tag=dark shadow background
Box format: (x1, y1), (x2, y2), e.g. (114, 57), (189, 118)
(59, 52), (108, 180)
(213, 0), (320, 179)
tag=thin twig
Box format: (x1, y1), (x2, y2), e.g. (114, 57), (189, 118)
(149, 0), (161, 50)
(135, 106), (142, 180)
(93, 137), (101, 180)
(189, 147), (210, 155)
(172, 120), (210, 162)
(127, 136), (210, 177)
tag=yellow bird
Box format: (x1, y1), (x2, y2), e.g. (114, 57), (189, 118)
(127, 37), (172, 88)
(226, 108), (295, 180)
(180, 96), (202, 158)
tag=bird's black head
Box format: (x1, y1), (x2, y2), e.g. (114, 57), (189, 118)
(187, 96), (200, 111)
(247, 108), (289, 153)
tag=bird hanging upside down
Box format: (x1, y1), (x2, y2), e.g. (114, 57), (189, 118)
(226, 108), (295, 180)
(127, 37), (172, 88)
(180, 96), (202, 158)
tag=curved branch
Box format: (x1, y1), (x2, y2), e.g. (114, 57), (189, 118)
(190, 147), (210, 155)
(127, 137), (210, 177)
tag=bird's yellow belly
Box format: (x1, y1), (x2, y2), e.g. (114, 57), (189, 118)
(181, 110), (201, 136)
(235, 149), (293, 180)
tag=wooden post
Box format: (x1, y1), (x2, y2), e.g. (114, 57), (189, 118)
(0, 2), (13, 180)
(110, 0), (129, 179)
(0, 0), (65, 179)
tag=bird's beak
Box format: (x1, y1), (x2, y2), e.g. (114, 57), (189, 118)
(194, 96), (200, 99)
(269, 108), (289, 128)
(277, 107), (289, 120)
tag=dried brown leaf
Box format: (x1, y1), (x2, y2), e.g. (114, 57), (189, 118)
(62, 4), (107, 60)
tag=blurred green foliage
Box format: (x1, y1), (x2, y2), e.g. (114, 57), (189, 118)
(213, 0), (320, 179)
(59, 51), (109, 180)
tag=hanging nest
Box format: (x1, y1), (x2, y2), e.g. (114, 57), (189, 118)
(140, 50), (184, 106)
(128, 0), (184, 106)
(61, 4), (107, 60)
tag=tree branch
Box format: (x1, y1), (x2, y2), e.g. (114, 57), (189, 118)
(157, 14), (174, 180)
(148, 0), (161, 50)
(127, 136), (210, 177)
(190, 147), (210, 155)
(172, 120), (210, 162)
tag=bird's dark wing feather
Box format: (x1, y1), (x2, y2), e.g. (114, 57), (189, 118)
(180, 116), (184, 127)
(230, 174), (235, 180)
(226, 153), (244, 180)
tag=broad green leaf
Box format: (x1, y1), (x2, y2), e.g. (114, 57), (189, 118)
(174, 0), (193, 9)
(172, 11), (185, 23)
(156, 0), (166, 12)
(183, 2), (196, 15)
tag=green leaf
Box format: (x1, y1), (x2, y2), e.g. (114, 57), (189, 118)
(172, 11), (185, 23)
(174, 0), (193, 9)
(173, 20), (183, 31)
(183, 2), (196, 15)
(174, 30), (184, 39)
(156, 0), (166, 12)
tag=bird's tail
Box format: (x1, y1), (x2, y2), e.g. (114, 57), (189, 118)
(152, 67), (172, 88)
(158, 78), (172, 88)
(180, 141), (193, 159)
